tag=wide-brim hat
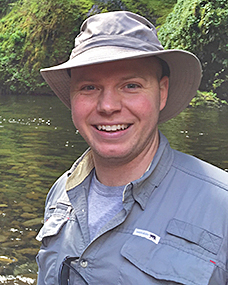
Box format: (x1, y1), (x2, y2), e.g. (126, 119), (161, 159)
(41, 11), (202, 124)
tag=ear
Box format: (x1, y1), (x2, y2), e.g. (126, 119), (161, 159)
(159, 76), (169, 111)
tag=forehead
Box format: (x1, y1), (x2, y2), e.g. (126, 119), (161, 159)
(70, 57), (162, 81)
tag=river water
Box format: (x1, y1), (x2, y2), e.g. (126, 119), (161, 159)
(0, 94), (228, 284)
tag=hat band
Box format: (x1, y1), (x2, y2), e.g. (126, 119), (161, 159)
(70, 35), (164, 60)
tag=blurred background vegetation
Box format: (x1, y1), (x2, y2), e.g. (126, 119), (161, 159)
(0, 0), (227, 103)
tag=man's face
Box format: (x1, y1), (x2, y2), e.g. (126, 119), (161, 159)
(70, 57), (169, 166)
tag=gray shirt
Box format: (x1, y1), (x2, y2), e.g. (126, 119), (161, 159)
(88, 171), (124, 240)
(36, 132), (228, 285)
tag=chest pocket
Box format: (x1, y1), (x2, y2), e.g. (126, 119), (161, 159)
(120, 219), (222, 285)
(36, 202), (72, 246)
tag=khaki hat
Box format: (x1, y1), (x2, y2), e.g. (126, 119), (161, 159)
(41, 11), (202, 124)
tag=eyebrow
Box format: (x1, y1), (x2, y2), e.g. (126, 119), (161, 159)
(120, 75), (149, 83)
(73, 75), (148, 83)
(72, 78), (97, 85)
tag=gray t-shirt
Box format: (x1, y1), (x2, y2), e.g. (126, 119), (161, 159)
(88, 171), (124, 240)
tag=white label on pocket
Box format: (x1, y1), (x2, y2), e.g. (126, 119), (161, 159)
(133, 228), (160, 244)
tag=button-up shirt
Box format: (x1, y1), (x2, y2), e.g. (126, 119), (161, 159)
(36, 132), (228, 285)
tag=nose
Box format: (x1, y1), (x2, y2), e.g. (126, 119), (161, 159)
(97, 87), (122, 115)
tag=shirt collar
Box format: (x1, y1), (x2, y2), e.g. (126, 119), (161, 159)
(124, 132), (174, 210)
(66, 148), (94, 191)
(66, 131), (174, 210)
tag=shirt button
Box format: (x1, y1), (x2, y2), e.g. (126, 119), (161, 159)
(80, 260), (88, 268)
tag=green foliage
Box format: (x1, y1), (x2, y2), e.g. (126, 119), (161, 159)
(119, 0), (176, 25)
(158, 0), (228, 100)
(0, 0), (95, 95)
(0, 0), (176, 96)
(190, 91), (228, 107)
(2, 0), (227, 104)
(93, 0), (176, 25)
(0, 0), (17, 17)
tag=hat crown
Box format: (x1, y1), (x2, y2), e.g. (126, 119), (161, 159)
(70, 11), (164, 59)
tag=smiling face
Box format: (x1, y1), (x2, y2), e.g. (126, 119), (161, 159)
(70, 57), (169, 169)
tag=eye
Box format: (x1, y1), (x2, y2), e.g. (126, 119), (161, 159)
(123, 83), (142, 93)
(125, 83), (140, 89)
(81, 85), (96, 91)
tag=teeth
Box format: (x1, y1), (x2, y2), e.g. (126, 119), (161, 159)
(97, 124), (128, 132)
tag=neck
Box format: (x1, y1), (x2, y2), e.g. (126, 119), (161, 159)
(93, 133), (160, 186)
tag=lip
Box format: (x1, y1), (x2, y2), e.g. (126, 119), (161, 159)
(95, 123), (130, 132)
(92, 123), (133, 138)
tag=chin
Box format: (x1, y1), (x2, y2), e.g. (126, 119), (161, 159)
(94, 148), (136, 164)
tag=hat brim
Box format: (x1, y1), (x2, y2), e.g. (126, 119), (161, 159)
(41, 46), (202, 124)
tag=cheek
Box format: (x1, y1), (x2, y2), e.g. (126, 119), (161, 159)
(71, 108), (80, 130)
(129, 94), (160, 121)
(71, 97), (90, 129)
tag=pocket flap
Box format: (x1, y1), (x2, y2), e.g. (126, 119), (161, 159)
(167, 219), (222, 254)
(36, 215), (69, 241)
(121, 235), (215, 285)
(36, 202), (72, 242)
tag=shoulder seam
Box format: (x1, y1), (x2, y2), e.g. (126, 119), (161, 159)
(172, 162), (228, 192)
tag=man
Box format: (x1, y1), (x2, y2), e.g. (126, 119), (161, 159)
(36, 11), (228, 284)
